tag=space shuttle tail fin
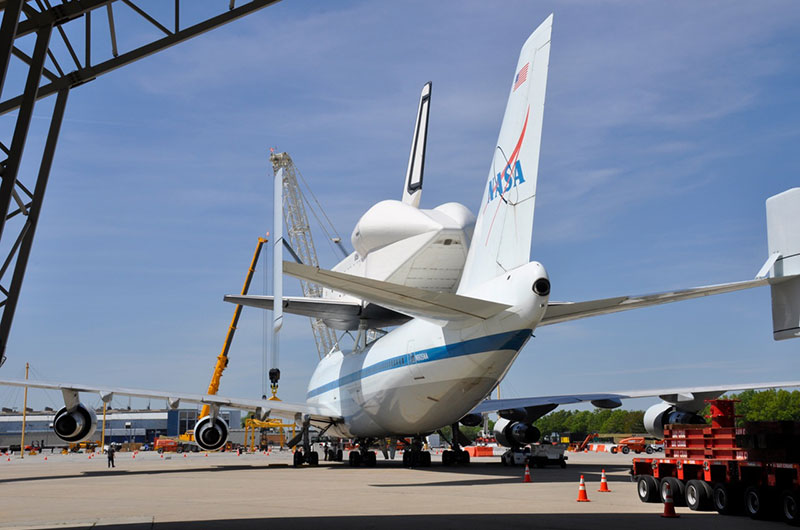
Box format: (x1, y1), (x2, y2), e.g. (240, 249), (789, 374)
(401, 82), (432, 208)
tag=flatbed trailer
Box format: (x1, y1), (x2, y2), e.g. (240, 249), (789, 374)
(631, 399), (800, 525)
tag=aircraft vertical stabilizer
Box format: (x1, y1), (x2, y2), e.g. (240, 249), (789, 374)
(458, 15), (552, 293)
(402, 82), (432, 208)
(766, 187), (800, 340)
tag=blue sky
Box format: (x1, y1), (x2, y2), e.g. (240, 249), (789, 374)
(1, 1), (799, 412)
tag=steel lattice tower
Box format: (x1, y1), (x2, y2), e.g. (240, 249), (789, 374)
(270, 151), (337, 359)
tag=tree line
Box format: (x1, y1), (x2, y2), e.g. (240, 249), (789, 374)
(530, 389), (800, 436)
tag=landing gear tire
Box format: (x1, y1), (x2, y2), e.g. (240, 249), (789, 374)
(348, 451), (362, 467)
(419, 451), (431, 467)
(293, 450), (305, 467)
(364, 451), (377, 467)
(637, 475), (660, 503)
(442, 450), (454, 467)
(336, 449), (344, 462)
(307, 451), (319, 467)
(457, 450), (470, 465)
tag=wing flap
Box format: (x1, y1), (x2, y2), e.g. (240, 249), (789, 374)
(283, 261), (510, 321)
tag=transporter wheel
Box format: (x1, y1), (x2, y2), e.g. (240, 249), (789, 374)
(559, 457), (567, 469)
(660, 477), (686, 506)
(646, 446), (654, 455)
(781, 489), (800, 526)
(637, 475), (660, 503)
(713, 482), (741, 515)
(621, 446), (630, 455)
(744, 486), (774, 520)
(610, 446), (618, 454)
(686, 480), (712, 511)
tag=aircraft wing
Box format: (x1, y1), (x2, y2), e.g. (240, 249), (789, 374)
(0, 379), (342, 425)
(223, 295), (411, 330)
(283, 261), (510, 321)
(540, 277), (784, 326)
(470, 380), (800, 416)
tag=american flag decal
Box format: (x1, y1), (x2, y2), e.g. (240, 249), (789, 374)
(513, 62), (529, 92)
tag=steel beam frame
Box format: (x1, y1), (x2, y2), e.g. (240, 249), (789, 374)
(0, 0), (281, 367)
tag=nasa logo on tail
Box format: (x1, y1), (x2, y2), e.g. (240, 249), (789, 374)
(487, 107), (530, 203)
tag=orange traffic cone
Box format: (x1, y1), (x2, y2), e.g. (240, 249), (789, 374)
(183, 453), (187, 458)
(160, 453), (164, 459)
(661, 482), (679, 518)
(597, 469), (611, 492)
(523, 462), (532, 483)
(205, 453), (208, 457)
(576, 475), (591, 502)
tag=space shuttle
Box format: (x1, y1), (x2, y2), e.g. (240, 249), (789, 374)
(228, 82), (477, 331)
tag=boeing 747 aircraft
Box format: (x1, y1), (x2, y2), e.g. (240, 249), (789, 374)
(2, 15), (799, 469)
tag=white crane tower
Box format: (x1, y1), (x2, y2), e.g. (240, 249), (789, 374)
(269, 151), (339, 360)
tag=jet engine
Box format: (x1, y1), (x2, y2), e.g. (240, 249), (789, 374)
(643, 402), (706, 437)
(493, 417), (541, 448)
(459, 413), (483, 427)
(194, 415), (229, 451)
(53, 404), (97, 443)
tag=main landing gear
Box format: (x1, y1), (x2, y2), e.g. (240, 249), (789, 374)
(292, 414), (319, 467)
(441, 422), (470, 467)
(348, 439), (378, 467)
(402, 437), (432, 468)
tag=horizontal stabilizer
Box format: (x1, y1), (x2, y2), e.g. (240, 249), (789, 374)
(541, 277), (781, 325)
(223, 295), (411, 330)
(283, 261), (510, 322)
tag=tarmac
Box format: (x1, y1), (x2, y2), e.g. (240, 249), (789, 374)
(0, 449), (786, 529)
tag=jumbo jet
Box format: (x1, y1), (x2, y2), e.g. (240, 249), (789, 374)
(2, 15), (799, 469)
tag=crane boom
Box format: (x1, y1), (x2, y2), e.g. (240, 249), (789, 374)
(199, 236), (268, 419)
(270, 152), (337, 359)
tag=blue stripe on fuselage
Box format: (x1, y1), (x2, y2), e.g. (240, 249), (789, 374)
(306, 329), (532, 399)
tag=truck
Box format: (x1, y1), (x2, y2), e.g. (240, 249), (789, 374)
(611, 436), (658, 455)
(631, 399), (800, 525)
(153, 436), (198, 454)
(501, 443), (568, 468)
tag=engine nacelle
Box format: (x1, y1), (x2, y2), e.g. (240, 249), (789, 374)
(493, 417), (541, 448)
(644, 402), (706, 437)
(194, 415), (229, 451)
(459, 413), (483, 427)
(53, 404), (97, 443)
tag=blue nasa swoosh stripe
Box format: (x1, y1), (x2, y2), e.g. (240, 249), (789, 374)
(306, 329), (532, 398)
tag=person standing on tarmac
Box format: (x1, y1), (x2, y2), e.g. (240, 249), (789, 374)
(107, 444), (116, 468)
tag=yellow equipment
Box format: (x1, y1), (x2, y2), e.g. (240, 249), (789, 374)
(244, 418), (296, 452)
(199, 236), (268, 420)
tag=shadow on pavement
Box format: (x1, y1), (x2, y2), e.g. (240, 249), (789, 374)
(61, 512), (776, 530)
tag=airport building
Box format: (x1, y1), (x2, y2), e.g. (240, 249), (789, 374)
(0, 408), (241, 449)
